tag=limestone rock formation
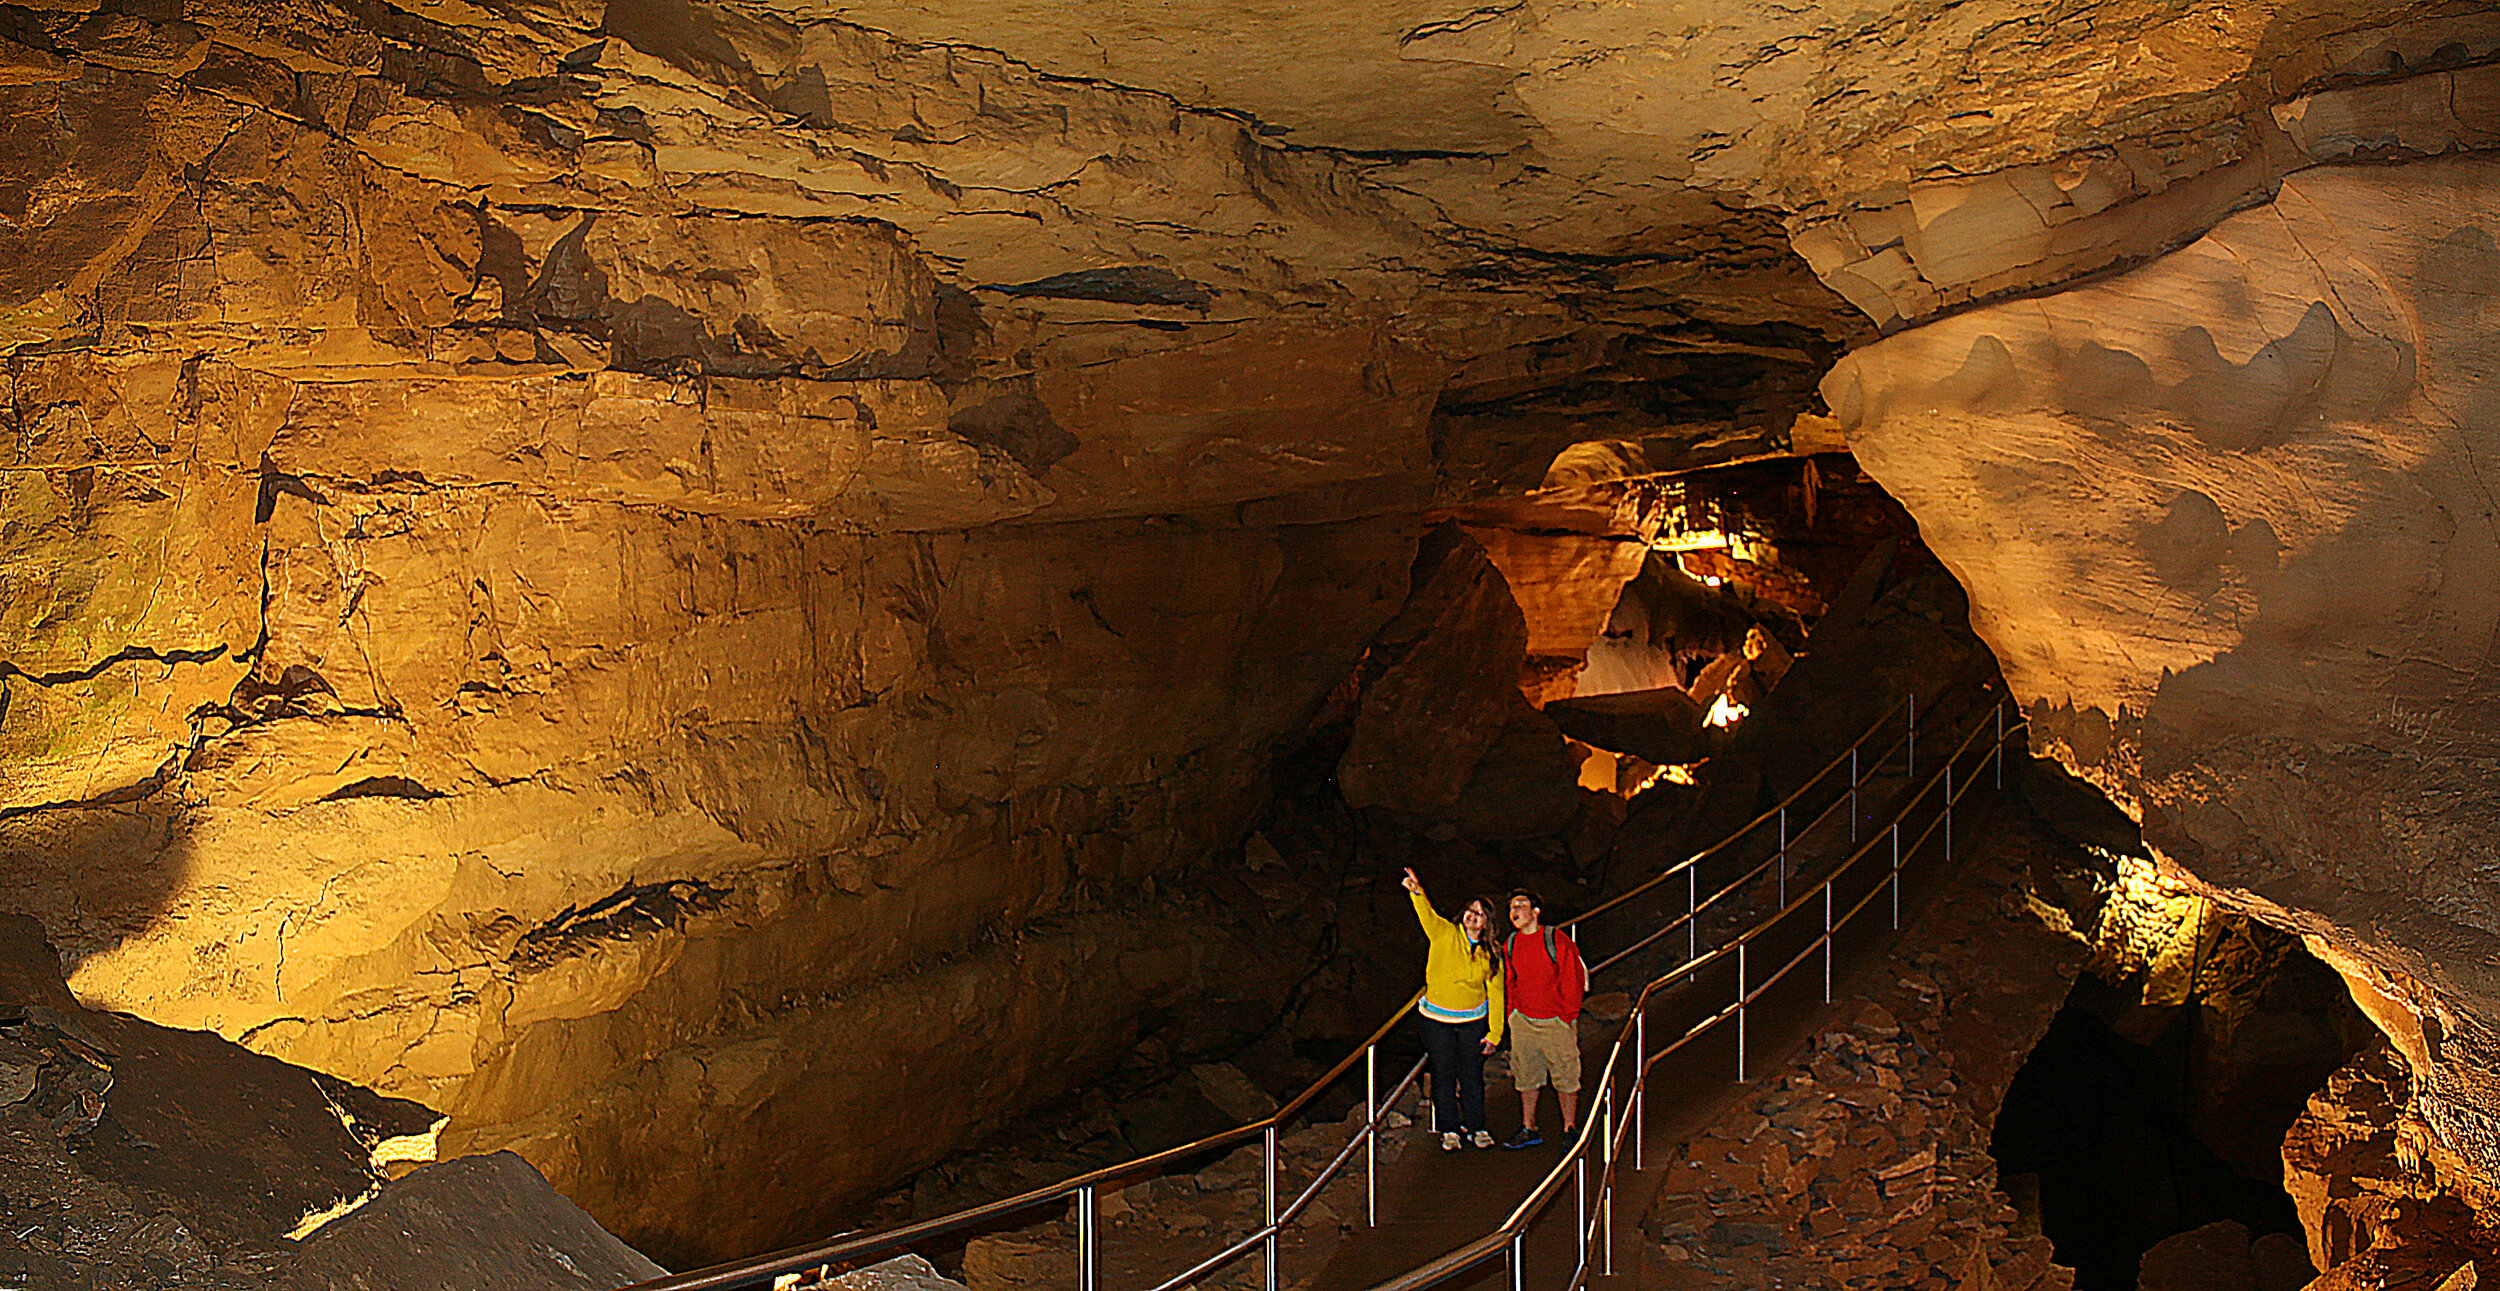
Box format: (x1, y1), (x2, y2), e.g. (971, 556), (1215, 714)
(1544, 688), (1711, 770)
(0, 914), (667, 1290)
(0, 1), (1442, 1259)
(0, 0), (2496, 1276)
(1835, 152), (2500, 1229)
(1336, 526), (1538, 818)
(286, 1152), (667, 1291)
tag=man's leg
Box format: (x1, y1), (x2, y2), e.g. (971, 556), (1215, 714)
(1518, 1088), (1540, 1130)
(1555, 1020), (1584, 1132)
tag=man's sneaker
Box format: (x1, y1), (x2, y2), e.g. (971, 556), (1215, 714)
(1470, 1129), (1495, 1149)
(1503, 1126), (1544, 1150)
(1440, 1131), (1462, 1152)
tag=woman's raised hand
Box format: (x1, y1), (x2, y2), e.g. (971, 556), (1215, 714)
(1401, 867), (1422, 894)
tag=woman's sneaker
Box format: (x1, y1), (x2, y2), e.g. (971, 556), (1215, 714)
(1470, 1129), (1495, 1149)
(1439, 1130), (1463, 1151)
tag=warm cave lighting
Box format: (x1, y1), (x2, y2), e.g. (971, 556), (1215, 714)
(1628, 760), (1704, 795)
(1651, 518), (1771, 564)
(2094, 856), (2216, 1003)
(1705, 694), (1749, 729)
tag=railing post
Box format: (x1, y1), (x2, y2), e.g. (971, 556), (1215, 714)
(1634, 1009), (1647, 1171)
(1364, 1046), (1377, 1227)
(1906, 690), (1916, 777)
(1685, 867), (1697, 980)
(1850, 745), (1860, 842)
(1890, 822), (1902, 930)
(1263, 1124), (1279, 1291)
(1077, 1183), (1098, 1291)
(1575, 1158), (1588, 1270)
(1600, 1087), (1615, 1277)
(1822, 882), (1833, 1004)
(1511, 1232), (1526, 1291)
(1777, 804), (1788, 906)
(1735, 942), (1748, 1082)
(1945, 762), (1955, 860)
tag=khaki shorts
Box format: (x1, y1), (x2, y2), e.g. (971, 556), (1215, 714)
(1507, 1012), (1581, 1093)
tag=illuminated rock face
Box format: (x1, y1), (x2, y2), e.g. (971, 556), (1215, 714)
(1, 0), (2496, 1271)
(0, 339), (1416, 1259)
(0, 5), (1438, 1261)
(1832, 155), (2500, 1201)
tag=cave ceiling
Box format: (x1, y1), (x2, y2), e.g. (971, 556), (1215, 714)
(9, 0), (2485, 503)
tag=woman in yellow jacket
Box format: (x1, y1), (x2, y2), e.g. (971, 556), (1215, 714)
(1402, 866), (1506, 1150)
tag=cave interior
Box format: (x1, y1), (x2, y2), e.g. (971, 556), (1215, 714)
(1, 1), (2498, 1289)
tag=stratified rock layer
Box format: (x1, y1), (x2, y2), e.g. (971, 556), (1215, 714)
(1832, 153), (2500, 1203)
(4, 0), (2498, 1273)
(0, 3), (1437, 1260)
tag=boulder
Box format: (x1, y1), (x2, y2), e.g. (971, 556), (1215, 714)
(1190, 1063), (1280, 1125)
(2250, 1232), (2317, 1291)
(1544, 687), (1709, 766)
(286, 1153), (668, 1291)
(824, 1255), (969, 1290)
(960, 1235), (1062, 1291)
(0, 915), (437, 1272)
(0, 916), (668, 1291)
(2138, 1220), (2256, 1291)
(1454, 701), (1584, 843)
(1339, 526), (1535, 816)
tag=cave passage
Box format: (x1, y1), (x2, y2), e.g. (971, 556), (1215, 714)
(1990, 919), (2372, 1290)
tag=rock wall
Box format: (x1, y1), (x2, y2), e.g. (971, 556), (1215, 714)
(0, 1), (1458, 1262)
(1829, 149), (2500, 1243)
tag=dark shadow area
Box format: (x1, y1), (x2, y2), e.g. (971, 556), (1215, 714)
(1992, 919), (2373, 1290)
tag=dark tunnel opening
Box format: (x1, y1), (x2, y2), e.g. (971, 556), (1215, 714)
(1990, 913), (2375, 1290)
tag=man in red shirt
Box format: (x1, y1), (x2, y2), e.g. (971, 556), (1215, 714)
(1501, 889), (1586, 1148)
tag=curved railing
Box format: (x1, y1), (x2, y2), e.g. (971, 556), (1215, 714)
(620, 684), (2009, 1291)
(1367, 697), (2022, 1291)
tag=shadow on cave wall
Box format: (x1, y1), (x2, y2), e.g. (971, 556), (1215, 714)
(0, 791), (199, 988)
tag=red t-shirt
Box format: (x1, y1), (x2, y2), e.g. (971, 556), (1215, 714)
(1504, 927), (1585, 1022)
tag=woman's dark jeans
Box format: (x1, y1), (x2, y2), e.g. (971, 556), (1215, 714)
(1421, 1014), (1488, 1134)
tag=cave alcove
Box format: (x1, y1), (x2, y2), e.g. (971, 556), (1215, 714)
(1990, 906), (2377, 1290)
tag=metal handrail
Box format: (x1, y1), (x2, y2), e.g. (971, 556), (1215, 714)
(1364, 699), (2021, 1291)
(618, 684), (1982, 1291)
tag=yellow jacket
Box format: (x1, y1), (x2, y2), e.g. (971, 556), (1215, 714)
(1410, 890), (1506, 1044)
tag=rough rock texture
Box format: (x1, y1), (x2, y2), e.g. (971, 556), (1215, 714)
(286, 1151), (666, 1291)
(1332, 523), (1582, 842)
(1543, 687), (1709, 768)
(0, 1), (1454, 1262)
(0, 915), (443, 1282)
(1834, 151), (2500, 1224)
(0, 915), (671, 1291)
(3, 0), (2499, 1277)
(813, 0), (2490, 333)
(2280, 1041), (2500, 1285)
(1641, 805), (2089, 1291)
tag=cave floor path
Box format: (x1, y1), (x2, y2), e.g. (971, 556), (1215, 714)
(1300, 770), (1994, 1291)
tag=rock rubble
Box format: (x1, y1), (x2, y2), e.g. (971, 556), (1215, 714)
(1640, 813), (2090, 1290)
